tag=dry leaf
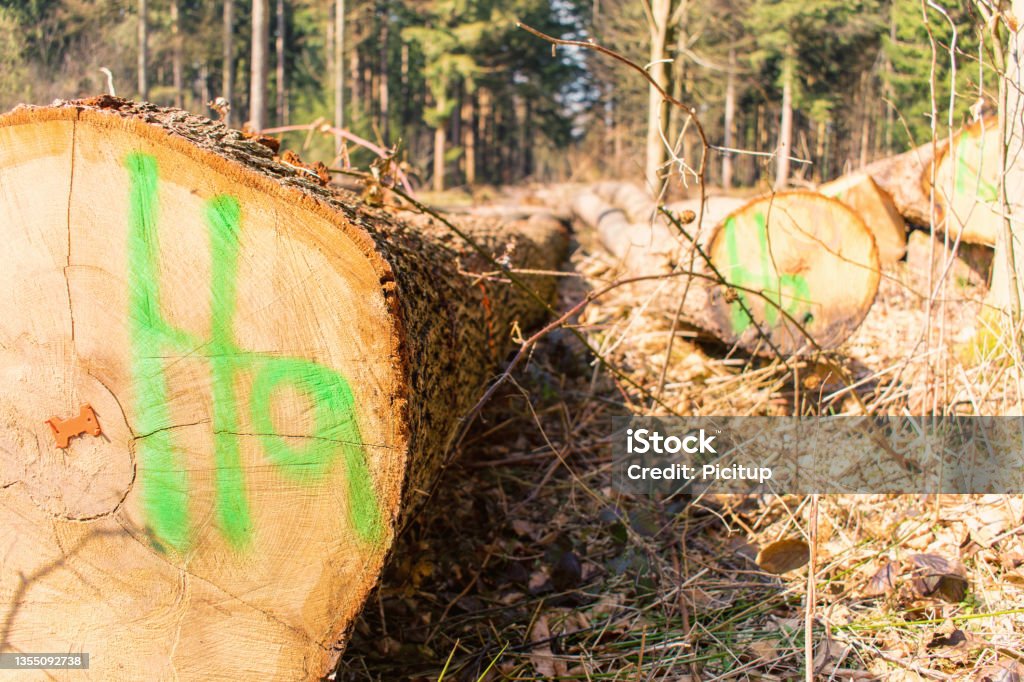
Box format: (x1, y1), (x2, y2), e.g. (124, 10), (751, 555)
(528, 569), (548, 592)
(529, 614), (567, 678)
(550, 550), (582, 591)
(511, 519), (535, 538)
(966, 506), (1013, 548)
(975, 660), (1024, 682)
(746, 639), (777, 663)
(1004, 569), (1024, 587)
(727, 536), (759, 563)
(926, 627), (969, 650)
(756, 538), (810, 574)
(908, 554), (969, 603)
(812, 636), (841, 673)
(1001, 552), (1024, 571)
(863, 558), (897, 598)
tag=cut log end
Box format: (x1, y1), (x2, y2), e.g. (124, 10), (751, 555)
(704, 191), (881, 355)
(933, 117), (1001, 246)
(0, 100), (566, 679)
(0, 102), (404, 680)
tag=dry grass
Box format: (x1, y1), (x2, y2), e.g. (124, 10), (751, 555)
(334, 206), (1024, 681)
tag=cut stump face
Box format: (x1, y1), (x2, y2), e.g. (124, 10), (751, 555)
(704, 191), (881, 356)
(0, 110), (403, 679)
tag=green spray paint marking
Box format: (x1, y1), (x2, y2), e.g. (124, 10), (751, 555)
(126, 152), (381, 553)
(723, 211), (812, 334)
(954, 131), (998, 204)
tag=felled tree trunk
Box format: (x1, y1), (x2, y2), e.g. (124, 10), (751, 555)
(860, 140), (936, 228)
(819, 172), (907, 263)
(859, 117), (999, 246)
(571, 183), (880, 356)
(0, 97), (567, 680)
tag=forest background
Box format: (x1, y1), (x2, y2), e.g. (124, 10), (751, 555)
(0, 0), (992, 194)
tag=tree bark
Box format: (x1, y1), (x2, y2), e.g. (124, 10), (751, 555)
(0, 97), (567, 679)
(644, 0), (671, 194)
(249, 0), (270, 130)
(137, 0), (148, 100)
(222, 0), (234, 125)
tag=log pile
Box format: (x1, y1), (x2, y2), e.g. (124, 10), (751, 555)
(0, 98), (567, 680)
(564, 118), (1007, 356)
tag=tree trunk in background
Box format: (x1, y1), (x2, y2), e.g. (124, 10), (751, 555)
(522, 98), (532, 180)
(137, 0), (148, 100)
(433, 102), (446, 192)
(814, 119), (826, 181)
(756, 103), (767, 185)
(989, 0), (1024, 317)
(275, 0), (285, 125)
(400, 43), (409, 130)
(859, 71), (870, 168)
(364, 64), (374, 122)
(334, 0), (345, 130)
(222, 0), (233, 125)
(452, 86), (462, 178)
(200, 62), (210, 109)
(171, 0), (183, 108)
(666, 1), (688, 157)
(722, 49), (736, 189)
(775, 53), (794, 190)
(378, 3), (389, 145)
(644, 0), (671, 194)
(462, 94), (476, 186)
(884, 6), (895, 154)
(478, 88), (491, 183)
(350, 34), (360, 123)
(249, 0), (270, 130)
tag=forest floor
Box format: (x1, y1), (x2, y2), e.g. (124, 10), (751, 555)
(334, 191), (1024, 681)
